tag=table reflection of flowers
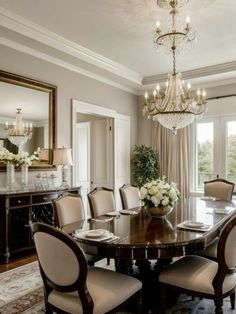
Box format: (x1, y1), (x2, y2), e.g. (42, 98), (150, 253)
(145, 218), (176, 243)
(140, 176), (180, 218)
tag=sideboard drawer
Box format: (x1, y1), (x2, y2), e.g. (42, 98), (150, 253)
(32, 193), (59, 204)
(9, 196), (30, 208)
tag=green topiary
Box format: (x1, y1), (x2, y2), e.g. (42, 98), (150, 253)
(132, 144), (159, 187)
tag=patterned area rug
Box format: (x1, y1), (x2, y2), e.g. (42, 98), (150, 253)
(0, 262), (43, 314)
(0, 260), (235, 313)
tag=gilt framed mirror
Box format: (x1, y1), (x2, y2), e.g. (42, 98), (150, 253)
(0, 70), (56, 171)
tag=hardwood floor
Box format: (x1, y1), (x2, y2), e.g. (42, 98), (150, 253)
(0, 253), (37, 273)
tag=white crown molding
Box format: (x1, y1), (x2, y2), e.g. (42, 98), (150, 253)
(0, 37), (138, 94)
(142, 61), (236, 86)
(0, 7), (236, 95)
(0, 7), (142, 86)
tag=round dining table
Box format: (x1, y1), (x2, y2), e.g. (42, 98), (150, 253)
(70, 196), (236, 312)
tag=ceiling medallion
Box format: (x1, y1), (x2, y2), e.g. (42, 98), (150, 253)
(143, 0), (207, 134)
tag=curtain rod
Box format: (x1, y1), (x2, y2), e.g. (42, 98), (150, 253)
(207, 93), (236, 101)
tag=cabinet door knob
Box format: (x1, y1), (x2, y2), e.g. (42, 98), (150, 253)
(17, 200), (21, 204)
(43, 197), (47, 201)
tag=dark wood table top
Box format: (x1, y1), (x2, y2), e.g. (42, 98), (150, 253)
(72, 197), (236, 260)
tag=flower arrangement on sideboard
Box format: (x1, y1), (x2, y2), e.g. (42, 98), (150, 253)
(0, 147), (40, 167)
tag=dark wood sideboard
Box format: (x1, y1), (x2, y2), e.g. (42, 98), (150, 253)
(0, 187), (80, 263)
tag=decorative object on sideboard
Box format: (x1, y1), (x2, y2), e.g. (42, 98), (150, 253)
(5, 108), (33, 151)
(0, 147), (40, 188)
(6, 163), (15, 187)
(53, 148), (73, 188)
(143, 0), (207, 134)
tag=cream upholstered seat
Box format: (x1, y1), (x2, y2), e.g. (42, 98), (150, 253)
(159, 214), (236, 313)
(119, 184), (141, 210)
(204, 178), (235, 201)
(88, 187), (116, 218)
(31, 223), (142, 314)
(53, 192), (102, 266)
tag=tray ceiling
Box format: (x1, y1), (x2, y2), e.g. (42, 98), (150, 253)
(0, 0), (235, 93)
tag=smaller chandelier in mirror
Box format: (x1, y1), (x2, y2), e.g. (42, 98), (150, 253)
(5, 108), (33, 151)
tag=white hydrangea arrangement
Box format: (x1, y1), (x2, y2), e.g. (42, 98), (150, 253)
(140, 176), (180, 207)
(0, 147), (40, 167)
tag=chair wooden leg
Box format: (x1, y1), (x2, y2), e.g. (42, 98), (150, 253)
(230, 290), (235, 309)
(136, 290), (143, 314)
(214, 298), (223, 314)
(159, 284), (167, 314)
(88, 260), (95, 266)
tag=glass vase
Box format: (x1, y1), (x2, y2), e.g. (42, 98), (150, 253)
(7, 163), (15, 187)
(21, 164), (29, 185)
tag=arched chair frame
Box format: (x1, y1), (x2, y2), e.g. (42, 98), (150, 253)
(204, 178), (235, 201)
(88, 186), (116, 218)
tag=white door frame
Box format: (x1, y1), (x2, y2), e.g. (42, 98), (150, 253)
(72, 99), (130, 207)
(72, 99), (116, 186)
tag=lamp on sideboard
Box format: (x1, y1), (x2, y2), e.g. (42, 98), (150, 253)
(53, 148), (73, 188)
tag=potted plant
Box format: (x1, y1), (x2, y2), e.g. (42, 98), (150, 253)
(132, 144), (159, 187)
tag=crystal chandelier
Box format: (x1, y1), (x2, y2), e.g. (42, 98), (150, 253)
(5, 108), (33, 151)
(143, 0), (207, 134)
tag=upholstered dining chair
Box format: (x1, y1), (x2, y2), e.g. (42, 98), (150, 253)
(88, 187), (116, 218)
(119, 184), (141, 210)
(53, 192), (85, 233)
(159, 214), (236, 314)
(31, 222), (142, 314)
(204, 177), (235, 201)
(53, 192), (102, 266)
(198, 177), (235, 261)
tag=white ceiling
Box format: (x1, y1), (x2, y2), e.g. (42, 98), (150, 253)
(0, 0), (235, 93)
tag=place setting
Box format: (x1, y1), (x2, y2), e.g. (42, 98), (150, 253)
(73, 228), (120, 243)
(177, 220), (211, 232)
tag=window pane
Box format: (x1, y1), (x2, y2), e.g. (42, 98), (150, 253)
(226, 121), (236, 186)
(196, 122), (214, 190)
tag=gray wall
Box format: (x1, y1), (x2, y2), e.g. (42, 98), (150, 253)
(0, 45), (138, 185)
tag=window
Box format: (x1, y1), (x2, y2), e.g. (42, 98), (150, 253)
(226, 121), (236, 184)
(196, 122), (214, 190)
(192, 116), (236, 192)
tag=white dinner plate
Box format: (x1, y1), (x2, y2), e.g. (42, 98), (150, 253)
(201, 196), (216, 201)
(119, 210), (138, 215)
(85, 229), (109, 238)
(214, 208), (229, 214)
(183, 221), (205, 228)
(105, 211), (120, 216)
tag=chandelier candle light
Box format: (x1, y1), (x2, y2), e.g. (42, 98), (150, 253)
(143, 0), (207, 134)
(5, 108), (33, 150)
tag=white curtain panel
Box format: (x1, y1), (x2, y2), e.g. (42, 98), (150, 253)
(152, 121), (190, 221)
